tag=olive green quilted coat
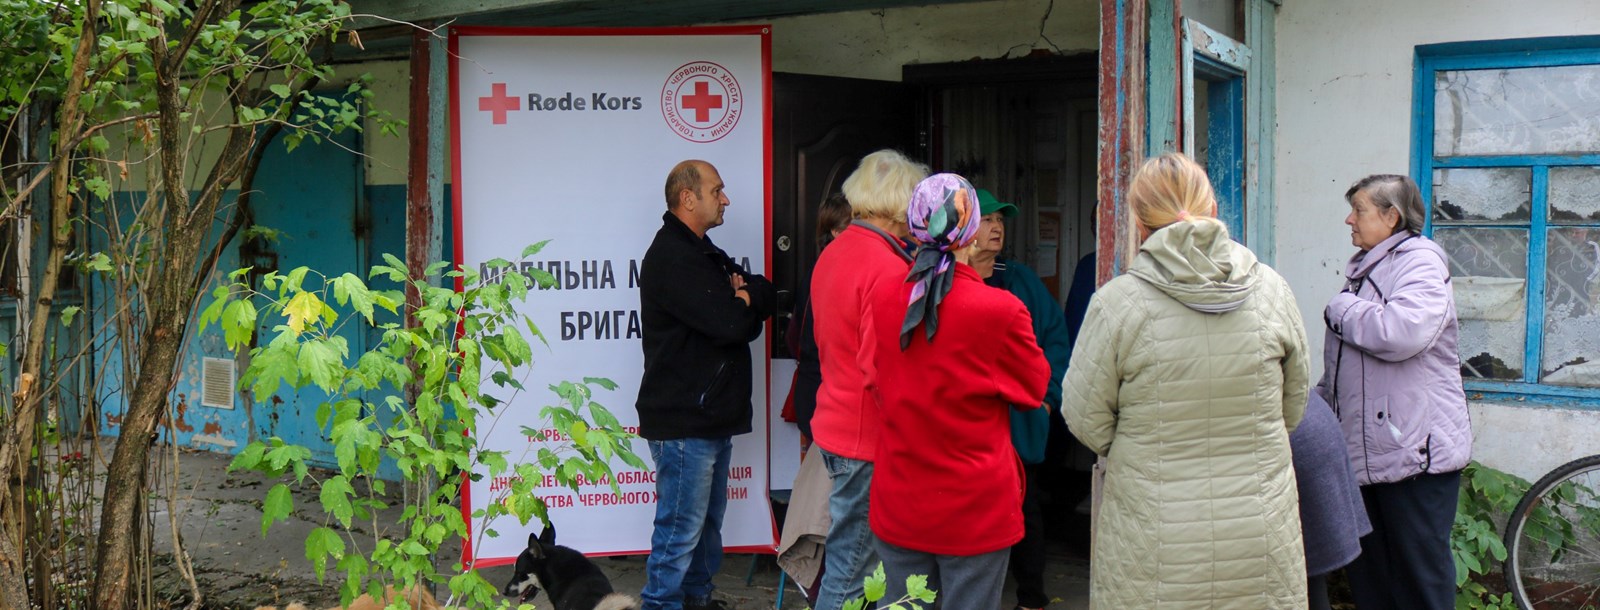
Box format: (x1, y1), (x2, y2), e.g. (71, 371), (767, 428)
(1062, 221), (1311, 609)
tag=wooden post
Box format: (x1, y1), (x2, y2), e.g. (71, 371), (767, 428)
(1098, 0), (1148, 285)
(403, 21), (447, 588)
(406, 24), (437, 318)
(1092, 0), (1149, 587)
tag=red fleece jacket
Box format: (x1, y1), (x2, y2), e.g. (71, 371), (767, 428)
(808, 224), (910, 462)
(868, 264), (1049, 555)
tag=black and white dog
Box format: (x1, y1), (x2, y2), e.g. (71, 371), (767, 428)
(502, 525), (640, 610)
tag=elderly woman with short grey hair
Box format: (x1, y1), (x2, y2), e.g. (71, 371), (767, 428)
(808, 149), (927, 610)
(1318, 173), (1472, 610)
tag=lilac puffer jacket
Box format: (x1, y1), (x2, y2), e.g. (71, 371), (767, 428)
(1316, 231), (1472, 486)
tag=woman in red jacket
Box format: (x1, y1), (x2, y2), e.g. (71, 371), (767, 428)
(868, 173), (1050, 609)
(809, 149), (924, 610)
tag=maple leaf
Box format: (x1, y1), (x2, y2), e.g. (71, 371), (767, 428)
(284, 291), (323, 335)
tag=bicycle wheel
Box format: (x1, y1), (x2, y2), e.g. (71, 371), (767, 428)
(1505, 454), (1600, 610)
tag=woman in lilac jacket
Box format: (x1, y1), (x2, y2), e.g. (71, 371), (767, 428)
(1316, 174), (1471, 610)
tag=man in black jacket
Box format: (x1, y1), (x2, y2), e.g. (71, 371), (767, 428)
(637, 159), (775, 610)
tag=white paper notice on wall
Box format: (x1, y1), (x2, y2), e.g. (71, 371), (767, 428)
(451, 26), (773, 565)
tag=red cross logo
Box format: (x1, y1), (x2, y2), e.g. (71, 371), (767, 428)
(478, 83), (520, 125)
(662, 61), (743, 143)
(679, 81), (724, 124)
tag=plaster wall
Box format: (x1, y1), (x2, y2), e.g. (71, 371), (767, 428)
(1470, 402), (1600, 482)
(347, 61), (412, 187)
(755, 0), (1098, 81)
(1274, 0), (1600, 475)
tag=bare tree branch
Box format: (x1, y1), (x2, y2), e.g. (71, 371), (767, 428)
(167, 0), (223, 72)
(0, 112), (159, 222)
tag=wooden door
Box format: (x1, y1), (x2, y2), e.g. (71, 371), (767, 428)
(771, 73), (920, 352)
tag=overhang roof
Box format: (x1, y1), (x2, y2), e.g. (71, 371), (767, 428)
(346, 0), (988, 30)
(336, 0), (988, 62)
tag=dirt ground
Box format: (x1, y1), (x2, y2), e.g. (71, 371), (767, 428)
(140, 447), (1091, 610)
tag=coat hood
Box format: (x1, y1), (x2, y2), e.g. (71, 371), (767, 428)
(1129, 220), (1260, 313)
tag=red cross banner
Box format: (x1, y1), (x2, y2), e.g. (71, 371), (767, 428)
(450, 26), (773, 566)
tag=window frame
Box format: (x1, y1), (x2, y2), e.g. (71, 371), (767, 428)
(1412, 37), (1600, 407)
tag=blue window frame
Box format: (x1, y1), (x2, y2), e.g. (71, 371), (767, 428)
(1413, 37), (1600, 406)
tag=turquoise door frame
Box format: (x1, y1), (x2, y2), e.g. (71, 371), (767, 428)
(1182, 18), (1250, 244)
(1146, 0), (1279, 263)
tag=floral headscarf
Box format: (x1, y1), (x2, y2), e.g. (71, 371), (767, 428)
(900, 173), (982, 349)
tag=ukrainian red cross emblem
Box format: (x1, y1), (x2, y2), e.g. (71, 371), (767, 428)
(661, 61), (743, 143)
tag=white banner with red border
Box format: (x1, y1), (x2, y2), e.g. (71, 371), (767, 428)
(450, 26), (773, 566)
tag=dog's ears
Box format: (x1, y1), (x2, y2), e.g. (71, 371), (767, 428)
(524, 531), (547, 559)
(539, 524), (557, 547)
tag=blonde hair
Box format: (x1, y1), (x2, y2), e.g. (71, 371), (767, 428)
(1125, 153), (1225, 260)
(841, 149), (928, 222)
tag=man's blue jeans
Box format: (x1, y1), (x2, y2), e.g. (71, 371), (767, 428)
(812, 449), (878, 610)
(642, 437), (732, 610)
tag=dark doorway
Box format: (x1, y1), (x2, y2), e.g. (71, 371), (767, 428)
(908, 53), (1099, 301)
(771, 72), (919, 350)
(908, 53), (1101, 552)
(769, 55), (1101, 553)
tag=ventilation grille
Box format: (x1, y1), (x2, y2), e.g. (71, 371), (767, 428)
(200, 357), (236, 409)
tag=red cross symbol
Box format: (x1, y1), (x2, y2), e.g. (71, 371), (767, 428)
(680, 80), (724, 123)
(478, 83), (520, 125)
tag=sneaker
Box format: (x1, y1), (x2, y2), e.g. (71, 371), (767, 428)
(686, 598), (732, 610)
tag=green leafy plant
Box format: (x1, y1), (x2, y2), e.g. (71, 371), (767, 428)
(202, 242), (644, 608)
(0, 1), (402, 607)
(836, 563), (938, 610)
(1452, 461), (1527, 610)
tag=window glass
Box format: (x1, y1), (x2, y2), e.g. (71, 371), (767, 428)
(1434, 64), (1600, 156)
(1550, 167), (1600, 223)
(1432, 168), (1531, 222)
(1543, 226), (1600, 387)
(1435, 228), (1528, 381)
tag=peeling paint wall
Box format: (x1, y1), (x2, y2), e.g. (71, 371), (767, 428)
(1274, 0), (1600, 475)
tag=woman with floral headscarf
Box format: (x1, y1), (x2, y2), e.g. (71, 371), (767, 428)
(867, 173), (1051, 609)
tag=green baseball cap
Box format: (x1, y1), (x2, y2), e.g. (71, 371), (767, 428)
(976, 188), (1018, 218)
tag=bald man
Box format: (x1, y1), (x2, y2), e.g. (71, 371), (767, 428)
(635, 160), (775, 610)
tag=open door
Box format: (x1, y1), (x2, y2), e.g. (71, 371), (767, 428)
(771, 73), (920, 351)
